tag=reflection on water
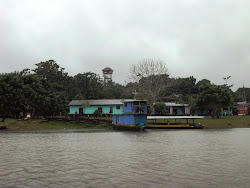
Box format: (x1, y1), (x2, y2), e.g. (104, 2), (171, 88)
(0, 129), (249, 187)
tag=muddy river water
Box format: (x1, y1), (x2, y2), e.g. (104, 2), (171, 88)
(0, 128), (249, 187)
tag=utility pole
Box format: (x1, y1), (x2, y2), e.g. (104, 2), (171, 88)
(223, 76), (232, 115)
(242, 84), (247, 115)
(223, 76), (231, 87)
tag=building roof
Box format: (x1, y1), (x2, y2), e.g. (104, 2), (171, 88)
(237, 102), (250, 105)
(122, 99), (147, 102)
(164, 102), (189, 107)
(102, 67), (113, 72)
(69, 99), (123, 106)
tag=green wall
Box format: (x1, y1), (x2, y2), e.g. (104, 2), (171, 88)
(69, 104), (123, 115)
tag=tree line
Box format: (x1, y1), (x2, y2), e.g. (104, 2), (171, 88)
(0, 59), (247, 121)
(0, 60), (130, 121)
(129, 60), (237, 117)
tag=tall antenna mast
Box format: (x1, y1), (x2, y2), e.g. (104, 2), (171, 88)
(242, 84), (247, 102)
(242, 84), (246, 115)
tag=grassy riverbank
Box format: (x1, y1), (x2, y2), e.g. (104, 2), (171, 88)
(0, 118), (113, 131)
(0, 116), (249, 131)
(198, 115), (250, 129)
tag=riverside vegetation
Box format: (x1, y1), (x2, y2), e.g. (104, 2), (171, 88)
(0, 118), (113, 131)
(1, 116), (249, 131)
(0, 59), (249, 121)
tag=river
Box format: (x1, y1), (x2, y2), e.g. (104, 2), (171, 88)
(0, 128), (249, 187)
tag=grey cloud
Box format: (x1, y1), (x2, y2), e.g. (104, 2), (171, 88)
(0, 0), (249, 90)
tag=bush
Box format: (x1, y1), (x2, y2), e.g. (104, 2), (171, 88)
(154, 102), (167, 115)
(93, 109), (102, 117)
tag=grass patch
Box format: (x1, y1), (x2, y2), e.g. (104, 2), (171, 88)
(198, 116), (250, 129)
(0, 118), (113, 131)
(1, 116), (249, 131)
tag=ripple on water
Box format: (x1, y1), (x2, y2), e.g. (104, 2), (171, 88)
(0, 129), (250, 187)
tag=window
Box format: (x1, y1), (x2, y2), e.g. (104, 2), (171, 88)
(124, 103), (127, 107)
(110, 106), (113, 113)
(116, 105), (120, 109)
(98, 107), (102, 113)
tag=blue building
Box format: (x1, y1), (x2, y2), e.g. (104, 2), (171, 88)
(69, 99), (123, 116)
(113, 100), (147, 130)
(152, 102), (190, 115)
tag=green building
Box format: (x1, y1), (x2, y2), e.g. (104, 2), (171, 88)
(69, 99), (123, 116)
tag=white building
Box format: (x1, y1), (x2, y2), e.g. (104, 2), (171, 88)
(153, 102), (190, 115)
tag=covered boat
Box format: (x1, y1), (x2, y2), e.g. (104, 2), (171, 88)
(146, 116), (204, 129)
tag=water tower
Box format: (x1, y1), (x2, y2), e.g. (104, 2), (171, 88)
(102, 67), (113, 84)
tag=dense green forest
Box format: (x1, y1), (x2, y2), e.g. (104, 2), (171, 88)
(0, 60), (248, 120)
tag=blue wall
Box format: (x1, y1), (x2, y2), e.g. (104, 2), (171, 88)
(69, 104), (123, 115)
(195, 110), (209, 115)
(123, 102), (147, 113)
(124, 102), (132, 113)
(220, 110), (233, 116)
(195, 109), (233, 116)
(113, 114), (147, 126)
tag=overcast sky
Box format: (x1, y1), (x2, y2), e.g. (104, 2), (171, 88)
(1, 0), (249, 91)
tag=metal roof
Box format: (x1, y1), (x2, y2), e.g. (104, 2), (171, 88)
(237, 102), (249, 105)
(69, 99), (124, 106)
(122, 99), (147, 102)
(102, 67), (113, 72)
(164, 102), (189, 107)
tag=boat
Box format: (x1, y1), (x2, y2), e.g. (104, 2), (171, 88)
(146, 116), (204, 129)
(112, 99), (204, 130)
(112, 99), (147, 131)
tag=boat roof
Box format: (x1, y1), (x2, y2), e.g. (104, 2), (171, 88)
(147, 116), (204, 119)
